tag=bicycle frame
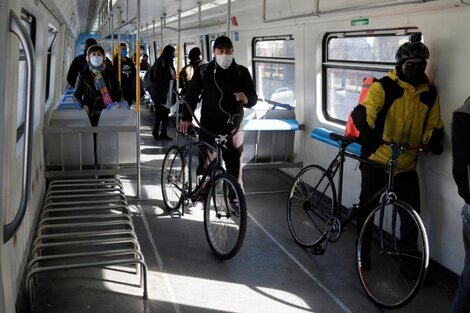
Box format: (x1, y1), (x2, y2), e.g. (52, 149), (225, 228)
(323, 139), (400, 234)
(181, 132), (227, 206)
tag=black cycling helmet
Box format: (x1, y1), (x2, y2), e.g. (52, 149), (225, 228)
(395, 33), (430, 64)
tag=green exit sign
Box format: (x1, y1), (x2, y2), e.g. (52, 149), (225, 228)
(351, 17), (369, 26)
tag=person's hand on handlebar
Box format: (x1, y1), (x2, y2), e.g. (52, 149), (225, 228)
(178, 120), (193, 133)
(234, 92), (248, 105)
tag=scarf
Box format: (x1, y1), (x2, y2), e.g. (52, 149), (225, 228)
(89, 64), (113, 106)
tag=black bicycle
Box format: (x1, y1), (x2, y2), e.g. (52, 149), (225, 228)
(287, 131), (429, 309)
(161, 93), (247, 260)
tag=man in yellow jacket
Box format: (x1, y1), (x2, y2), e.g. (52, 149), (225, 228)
(351, 33), (444, 271)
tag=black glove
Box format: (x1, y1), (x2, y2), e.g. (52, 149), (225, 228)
(428, 128), (444, 155)
(430, 142), (444, 155)
(359, 127), (381, 154)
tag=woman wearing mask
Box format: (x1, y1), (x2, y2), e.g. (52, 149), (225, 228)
(149, 45), (177, 141)
(74, 45), (122, 126)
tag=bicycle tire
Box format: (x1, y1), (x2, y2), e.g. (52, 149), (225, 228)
(357, 198), (429, 309)
(204, 173), (247, 259)
(287, 165), (337, 247)
(161, 145), (186, 211)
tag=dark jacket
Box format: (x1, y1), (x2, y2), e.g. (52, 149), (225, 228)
(113, 55), (136, 103)
(149, 57), (176, 105)
(452, 101), (470, 204)
(183, 60), (257, 135)
(67, 54), (87, 87)
(73, 65), (122, 113)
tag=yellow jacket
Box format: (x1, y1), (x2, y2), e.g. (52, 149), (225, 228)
(360, 69), (444, 172)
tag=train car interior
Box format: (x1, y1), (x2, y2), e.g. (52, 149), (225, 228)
(1, 0), (470, 312)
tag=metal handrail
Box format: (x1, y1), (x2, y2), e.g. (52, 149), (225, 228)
(4, 10), (35, 243)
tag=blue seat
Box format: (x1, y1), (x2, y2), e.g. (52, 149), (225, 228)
(56, 102), (81, 111)
(243, 119), (299, 131)
(311, 127), (362, 156)
(60, 94), (75, 102)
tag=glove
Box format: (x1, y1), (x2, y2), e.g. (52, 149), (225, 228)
(359, 127), (381, 154)
(430, 142), (444, 155)
(428, 128), (444, 155)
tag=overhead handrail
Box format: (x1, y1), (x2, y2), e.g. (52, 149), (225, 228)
(4, 10), (35, 243)
(262, 0), (437, 23)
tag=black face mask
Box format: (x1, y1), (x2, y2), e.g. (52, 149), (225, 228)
(403, 68), (426, 83)
(401, 61), (427, 85)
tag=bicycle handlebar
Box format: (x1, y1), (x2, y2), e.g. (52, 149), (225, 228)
(173, 90), (244, 140)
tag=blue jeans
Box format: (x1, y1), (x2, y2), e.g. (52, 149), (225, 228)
(452, 203), (470, 313)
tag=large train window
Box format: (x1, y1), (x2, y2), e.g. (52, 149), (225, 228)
(322, 28), (420, 124)
(16, 9), (36, 143)
(252, 36), (295, 107)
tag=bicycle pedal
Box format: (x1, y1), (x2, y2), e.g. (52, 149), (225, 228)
(311, 245), (325, 255)
(169, 210), (182, 219)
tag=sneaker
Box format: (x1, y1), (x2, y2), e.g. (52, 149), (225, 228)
(229, 201), (240, 217)
(187, 201), (204, 214)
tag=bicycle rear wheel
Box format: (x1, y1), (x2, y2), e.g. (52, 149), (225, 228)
(357, 199), (429, 309)
(204, 173), (247, 259)
(287, 165), (337, 247)
(161, 145), (186, 211)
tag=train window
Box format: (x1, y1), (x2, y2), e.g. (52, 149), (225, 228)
(252, 36), (295, 107)
(16, 9), (36, 143)
(322, 28), (420, 123)
(45, 24), (58, 106)
(183, 41), (197, 65)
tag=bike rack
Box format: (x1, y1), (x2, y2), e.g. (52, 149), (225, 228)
(25, 177), (148, 309)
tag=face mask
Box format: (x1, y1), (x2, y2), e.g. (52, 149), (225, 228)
(402, 61), (426, 84)
(403, 68), (426, 84)
(121, 49), (127, 57)
(215, 54), (233, 70)
(90, 55), (103, 67)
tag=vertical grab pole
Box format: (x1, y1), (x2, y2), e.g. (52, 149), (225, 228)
(175, 10), (181, 146)
(227, 0), (232, 37)
(4, 10), (35, 243)
(136, 0), (142, 197)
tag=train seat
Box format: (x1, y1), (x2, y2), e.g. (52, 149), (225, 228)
(96, 108), (137, 165)
(311, 127), (362, 156)
(45, 110), (94, 168)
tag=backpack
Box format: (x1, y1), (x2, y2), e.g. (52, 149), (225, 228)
(344, 77), (377, 138)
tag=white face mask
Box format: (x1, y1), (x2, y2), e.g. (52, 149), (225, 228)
(90, 55), (103, 67)
(215, 54), (233, 70)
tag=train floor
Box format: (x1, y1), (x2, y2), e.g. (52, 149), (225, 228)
(25, 105), (455, 313)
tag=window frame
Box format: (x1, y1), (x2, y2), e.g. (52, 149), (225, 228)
(45, 24), (58, 104)
(16, 9), (36, 143)
(251, 35), (295, 105)
(321, 28), (421, 125)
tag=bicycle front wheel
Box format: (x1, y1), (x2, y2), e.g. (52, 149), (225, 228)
(161, 145), (186, 211)
(204, 173), (247, 260)
(357, 199), (429, 309)
(287, 165), (337, 247)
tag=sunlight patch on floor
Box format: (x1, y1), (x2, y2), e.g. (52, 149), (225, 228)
(145, 272), (314, 313)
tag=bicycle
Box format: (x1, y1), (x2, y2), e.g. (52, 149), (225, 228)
(161, 95), (247, 260)
(286, 131), (429, 309)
